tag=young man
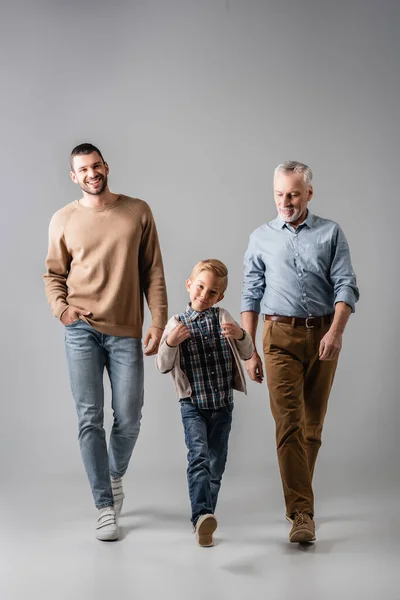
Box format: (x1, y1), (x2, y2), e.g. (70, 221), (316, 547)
(44, 143), (168, 541)
(157, 259), (253, 547)
(241, 161), (359, 543)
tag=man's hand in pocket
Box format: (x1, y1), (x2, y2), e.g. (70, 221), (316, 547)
(61, 306), (91, 325)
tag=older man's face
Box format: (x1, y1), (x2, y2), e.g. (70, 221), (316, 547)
(274, 172), (313, 227)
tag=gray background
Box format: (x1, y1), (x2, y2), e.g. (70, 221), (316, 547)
(1, 1), (399, 597)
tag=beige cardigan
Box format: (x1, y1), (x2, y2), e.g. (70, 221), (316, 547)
(156, 308), (254, 399)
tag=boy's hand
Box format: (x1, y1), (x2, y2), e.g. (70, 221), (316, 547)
(221, 322), (243, 340)
(167, 323), (191, 347)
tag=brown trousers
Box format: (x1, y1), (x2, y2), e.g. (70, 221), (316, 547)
(263, 320), (338, 517)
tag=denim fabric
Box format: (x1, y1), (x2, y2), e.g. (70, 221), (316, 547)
(64, 320), (144, 508)
(180, 400), (232, 525)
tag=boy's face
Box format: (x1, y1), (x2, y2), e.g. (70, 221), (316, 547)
(186, 270), (225, 312)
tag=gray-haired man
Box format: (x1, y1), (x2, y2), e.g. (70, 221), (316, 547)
(241, 161), (359, 543)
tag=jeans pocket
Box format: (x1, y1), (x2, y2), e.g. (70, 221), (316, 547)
(65, 319), (80, 327)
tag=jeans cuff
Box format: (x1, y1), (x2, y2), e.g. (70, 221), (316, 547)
(96, 501), (114, 510)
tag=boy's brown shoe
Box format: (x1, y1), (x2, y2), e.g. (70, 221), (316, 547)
(289, 512), (316, 543)
(195, 514), (218, 547)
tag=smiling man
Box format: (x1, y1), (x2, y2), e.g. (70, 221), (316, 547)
(44, 143), (168, 541)
(241, 161), (359, 544)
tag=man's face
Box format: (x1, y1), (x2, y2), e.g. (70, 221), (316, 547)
(273, 171), (313, 227)
(70, 152), (109, 195)
(186, 270), (225, 312)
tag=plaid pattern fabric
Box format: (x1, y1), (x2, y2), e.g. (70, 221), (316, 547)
(179, 305), (233, 409)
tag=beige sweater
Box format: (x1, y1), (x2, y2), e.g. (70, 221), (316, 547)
(44, 195), (168, 337)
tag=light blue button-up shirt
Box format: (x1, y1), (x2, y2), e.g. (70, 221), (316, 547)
(241, 211), (359, 317)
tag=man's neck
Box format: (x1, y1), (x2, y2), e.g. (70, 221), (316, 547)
(79, 188), (119, 208)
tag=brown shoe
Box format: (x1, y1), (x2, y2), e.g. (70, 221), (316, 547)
(195, 514), (217, 547)
(286, 514), (294, 525)
(289, 512), (316, 543)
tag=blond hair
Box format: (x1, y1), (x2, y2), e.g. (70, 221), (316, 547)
(189, 259), (228, 292)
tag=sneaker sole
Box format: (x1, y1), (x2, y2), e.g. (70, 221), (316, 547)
(289, 528), (316, 543)
(196, 515), (217, 547)
(96, 528), (119, 542)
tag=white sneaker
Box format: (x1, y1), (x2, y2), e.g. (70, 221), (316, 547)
(96, 506), (119, 541)
(111, 476), (125, 517)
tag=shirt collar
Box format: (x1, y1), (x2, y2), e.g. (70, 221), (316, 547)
(271, 210), (314, 231)
(185, 303), (215, 321)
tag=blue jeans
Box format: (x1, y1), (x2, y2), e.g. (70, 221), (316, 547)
(64, 320), (144, 509)
(180, 400), (233, 525)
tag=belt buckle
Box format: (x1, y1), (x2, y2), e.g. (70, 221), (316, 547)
(305, 317), (315, 329)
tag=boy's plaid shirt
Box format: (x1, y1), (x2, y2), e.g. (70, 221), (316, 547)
(179, 305), (233, 409)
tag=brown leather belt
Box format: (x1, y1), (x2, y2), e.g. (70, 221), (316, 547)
(263, 314), (334, 328)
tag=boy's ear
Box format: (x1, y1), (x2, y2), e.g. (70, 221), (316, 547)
(185, 279), (192, 292)
(217, 293), (225, 303)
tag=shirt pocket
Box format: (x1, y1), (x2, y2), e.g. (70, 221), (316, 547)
(297, 242), (331, 273)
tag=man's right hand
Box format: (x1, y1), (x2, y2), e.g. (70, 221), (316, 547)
(60, 306), (91, 326)
(166, 323), (190, 347)
(245, 351), (264, 383)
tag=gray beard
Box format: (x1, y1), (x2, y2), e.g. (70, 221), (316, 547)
(279, 209), (301, 223)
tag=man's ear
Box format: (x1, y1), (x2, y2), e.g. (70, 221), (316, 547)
(70, 170), (78, 184)
(307, 185), (313, 202)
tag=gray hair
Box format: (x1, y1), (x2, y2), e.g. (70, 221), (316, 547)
(274, 161), (313, 186)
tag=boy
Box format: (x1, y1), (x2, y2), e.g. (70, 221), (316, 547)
(156, 259), (254, 547)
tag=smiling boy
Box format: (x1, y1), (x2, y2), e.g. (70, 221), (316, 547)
(156, 259), (253, 546)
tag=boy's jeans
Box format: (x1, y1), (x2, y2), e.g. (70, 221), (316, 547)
(64, 320), (144, 509)
(180, 400), (233, 525)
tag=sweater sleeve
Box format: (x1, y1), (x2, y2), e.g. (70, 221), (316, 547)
(139, 204), (168, 330)
(43, 211), (71, 319)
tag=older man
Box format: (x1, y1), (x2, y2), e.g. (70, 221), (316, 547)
(241, 161), (359, 543)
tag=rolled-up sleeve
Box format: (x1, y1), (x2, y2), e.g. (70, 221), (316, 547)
(330, 226), (360, 312)
(241, 233), (266, 313)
